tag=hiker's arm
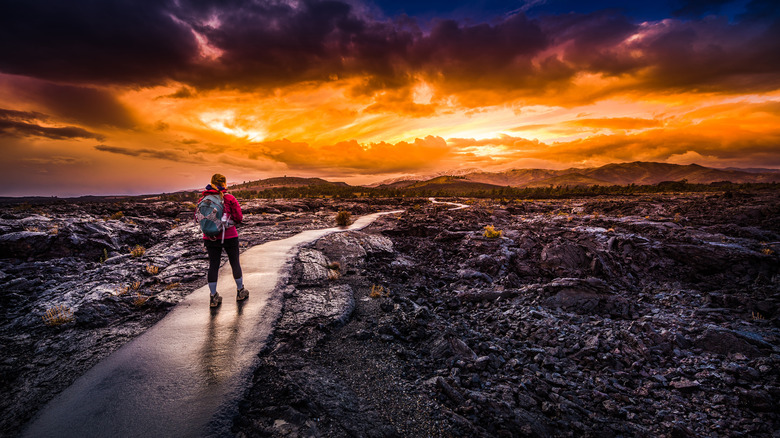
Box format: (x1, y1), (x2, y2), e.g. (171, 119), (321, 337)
(229, 196), (243, 223)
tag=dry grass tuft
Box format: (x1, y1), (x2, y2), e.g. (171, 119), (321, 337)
(326, 261), (341, 280)
(369, 284), (389, 298)
(130, 245), (146, 257)
(164, 282), (180, 290)
(110, 211), (124, 220)
(335, 210), (351, 227)
(483, 225), (503, 238)
(145, 264), (160, 275)
(132, 293), (151, 307)
(42, 305), (74, 326)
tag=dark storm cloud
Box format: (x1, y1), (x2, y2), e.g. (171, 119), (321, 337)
(0, 108), (104, 140)
(26, 83), (138, 128)
(1, 0), (778, 102)
(94, 144), (188, 161)
(0, 0), (199, 85)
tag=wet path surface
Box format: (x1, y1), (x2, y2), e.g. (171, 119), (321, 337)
(21, 211), (402, 438)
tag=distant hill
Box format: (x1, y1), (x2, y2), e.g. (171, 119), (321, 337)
(451, 162), (780, 187)
(373, 180), (421, 190)
(231, 176), (349, 191)
(367, 168), (481, 187)
(524, 173), (613, 188)
(401, 176), (504, 194)
(220, 162), (780, 197)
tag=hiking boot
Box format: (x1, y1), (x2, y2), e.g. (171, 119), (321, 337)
(210, 292), (222, 307)
(236, 287), (249, 301)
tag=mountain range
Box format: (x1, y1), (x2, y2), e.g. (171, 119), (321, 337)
(231, 162), (780, 193)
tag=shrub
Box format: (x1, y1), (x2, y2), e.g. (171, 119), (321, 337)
(132, 293), (150, 307)
(130, 245), (146, 257)
(326, 261), (341, 280)
(483, 225), (503, 238)
(42, 305), (74, 326)
(335, 210), (351, 227)
(369, 284), (388, 298)
(99, 248), (109, 263)
(145, 264), (159, 275)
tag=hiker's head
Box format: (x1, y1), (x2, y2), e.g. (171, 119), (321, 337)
(211, 174), (227, 190)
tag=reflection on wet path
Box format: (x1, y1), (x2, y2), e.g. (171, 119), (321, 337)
(21, 210), (402, 438)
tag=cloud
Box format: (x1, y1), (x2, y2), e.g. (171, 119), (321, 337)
(26, 82), (137, 128)
(1, 0), (776, 108)
(94, 144), (189, 161)
(567, 117), (662, 130)
(0, 108), (104, 140)
(244, 135), (452, 173)
(0, 0), (199, 85)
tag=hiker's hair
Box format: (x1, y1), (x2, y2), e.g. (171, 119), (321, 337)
(211, 173), (227, 200)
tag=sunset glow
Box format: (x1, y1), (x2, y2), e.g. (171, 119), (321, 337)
(1, 0), (779, 196)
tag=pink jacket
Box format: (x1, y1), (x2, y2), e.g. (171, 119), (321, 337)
(198, 188), (243, 240)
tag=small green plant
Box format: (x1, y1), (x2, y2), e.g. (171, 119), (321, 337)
(130, 245), (146, 257)
(369, 284), (388, 298)
(335, 210), (351, 227)
(110, 211), (124, 220)
(99, 248), (109, 263)
(42, 305), (74, 326)
(483, 225), (503, 238)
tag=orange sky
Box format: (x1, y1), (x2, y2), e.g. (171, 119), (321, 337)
(1, 0), (779, 196)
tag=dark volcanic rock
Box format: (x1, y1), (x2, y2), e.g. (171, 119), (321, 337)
(237, 192), (780, 438)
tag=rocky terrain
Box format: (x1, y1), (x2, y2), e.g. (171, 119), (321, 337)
(0, 197), (401, 436)
(232, 191), (780, 437)
(1, 191), (778, 437)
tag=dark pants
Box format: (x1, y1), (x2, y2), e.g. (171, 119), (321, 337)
(205, 237), (242, 283)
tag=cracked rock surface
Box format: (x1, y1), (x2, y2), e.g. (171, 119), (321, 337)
(234, 192), (779, 437)
(0, 197), (399, 436)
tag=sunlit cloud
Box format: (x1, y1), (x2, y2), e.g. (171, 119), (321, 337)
(0, 0), (778, 195)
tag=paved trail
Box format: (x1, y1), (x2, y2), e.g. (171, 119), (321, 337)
(22, 211), (401, 438)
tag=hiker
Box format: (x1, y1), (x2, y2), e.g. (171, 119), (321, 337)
(197, 173), (248, 307)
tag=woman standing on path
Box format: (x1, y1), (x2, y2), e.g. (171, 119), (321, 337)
(198, 173), (248, 307)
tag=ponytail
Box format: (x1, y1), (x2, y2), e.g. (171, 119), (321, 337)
(210, 173), (227, 201)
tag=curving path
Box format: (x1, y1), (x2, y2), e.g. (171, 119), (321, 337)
(21, 210), (402, 438)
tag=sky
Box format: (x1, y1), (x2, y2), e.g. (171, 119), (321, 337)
(0, 0), (779, 196)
